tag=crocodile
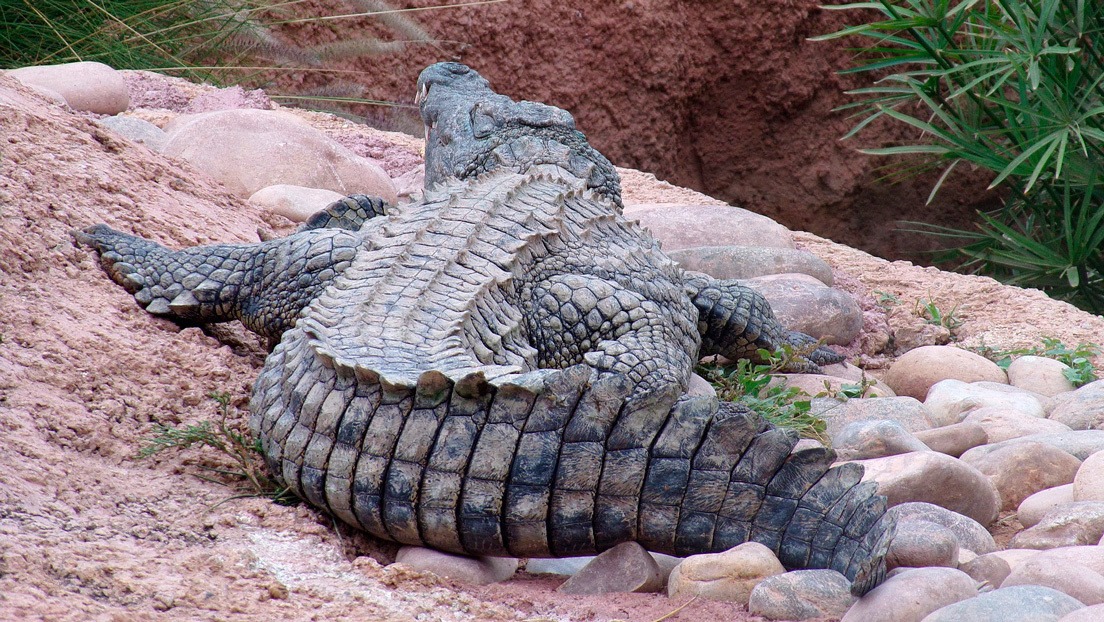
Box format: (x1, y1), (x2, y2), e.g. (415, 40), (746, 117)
(75, 62), (894, 595)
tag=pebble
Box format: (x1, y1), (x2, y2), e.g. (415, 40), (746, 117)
(855, 451), (1001, 526)
(839, 567), (979, 622)
(667, 542), (785, 603)
(687, 372), (717, 398)
(557, 542), (662, 594)
(1018, 485), (1076, 528)
(924, 379), (1046, 427)
(1046, 379), (1104, 430)
(960, 441), (1082, 511)
(1058, 603), (1104, 621)
(525, 557), (592, 576)
(884, 346), (1007, 400)
(963, 407), (1071, 444)
(887, 502), (998, 554)
(814, 396), (936, 438)
(162, 109), (397, 201)
(96, 115), (168, 151)
(393, 547), (517, 585)
(1007, 356), (1077, 396)
(8, 61), (129, 114)
(623, 203), (795, 251)
(1032, 546), (1104, 576)
(913, 422), (988, 457)
(919, 585), (1084, 622)
(886, 520), (959, 570)
(773, 373), (894, 399)
(248, 184), (346, 223)
(667, 245), (834, 284)
(1001, 556), (1104, 605)
(833, 419), (930, 461)
(741, 276), (862, 344)
(961, 431), (1104, 462)
(1010, 501), (1104, 549)
(960, 554), (1011, 589)
(1074, 450), (1104, 501)
(748, 570), (856, 621)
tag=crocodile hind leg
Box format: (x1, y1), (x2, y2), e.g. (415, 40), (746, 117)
(297, 194), (390, 232)
(685, 273), (844, 372)
(73, 224), (363, 341)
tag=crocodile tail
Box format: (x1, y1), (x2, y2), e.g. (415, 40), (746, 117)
(74, 224), (360, 340)
(250, 331), (891, 593)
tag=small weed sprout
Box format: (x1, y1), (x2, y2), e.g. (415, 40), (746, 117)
(980, 338), (1101, 388)
(139, 391), (296, 505)
(874, 290), (901, 309)
(916, 298), (962, 333)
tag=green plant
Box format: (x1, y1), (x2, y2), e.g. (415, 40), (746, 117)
(874, 289), (902, 308)
(139, 391), (296, 504)
(981, 336), (1100, 385)
(698, 347), (829, 443)
(815, 1), (1104, 313)
(916, 297), (962, 331)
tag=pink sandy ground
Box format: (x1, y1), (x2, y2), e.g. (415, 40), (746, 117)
(3, 70), (1103, 622)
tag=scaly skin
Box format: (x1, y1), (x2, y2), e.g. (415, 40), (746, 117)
(75, 62), (892, 595)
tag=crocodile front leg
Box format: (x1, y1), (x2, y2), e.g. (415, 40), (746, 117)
(685, 273), (844, 372)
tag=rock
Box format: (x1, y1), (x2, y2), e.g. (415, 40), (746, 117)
(839, 567), (979, 622)
(775, 373), (894, 399)
(623, 203), (795, 251)
(886, 520), (959, 570)
(248, 184), (346, 223)
(1001, 556), (1104, 605)
(1047, 379), (1104, 430)
(963, 407), (1071, 444)
(961, 441), (1082, 511)
(162, 109), (397, 201)
(393, 547), (517, 585)
(1033, 546), (1104, 576)
(748, 570), (856, 621)
(919, 585), (1084, 622)
(1010, 501), (1104, 549)
(1059, 603), (1104, 621)
(557, 541), (663, 594)
(525, 557), (592, 576)
(885, 346), (1007, 401)
(1007, 356), (1077, 397)
(855, 451), (1002, 526)
(960, 554), (1011, 590)
(986, 548), (1051, 570)
(1073, 448), (1104, 501)
(961, 431), (1104, 463)
(1019, 485), (1076, 528)
(8, 61), (129, 114)
(913, 422), (989, 457)
(887, 502), (998, 554)
(815, 396), (936, 438)
(833, 419), (930, 461)
(96, 115), (168, 151)
(925, 380), (1046, 427)
(667, 542), (785, 603)
(668, 245), (834, 284)
(687, 372), (717, 398)
(741, 276), (862, 344)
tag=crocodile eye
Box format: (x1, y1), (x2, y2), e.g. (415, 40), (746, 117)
(470, 105), (496, 139)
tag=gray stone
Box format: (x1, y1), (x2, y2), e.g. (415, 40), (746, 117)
(1001, 555), (1104, 605)
(961, 431), (1104, 462)
(815, 396), (937, 438)
(919, 585), (1084, 622)
(741, 276), (862, 345)
(394, 546), (517, 585)
(855, 452), (1002, 527)
(667, 542), (786, 603)
(162, 109), (397, 201)
(249, 185), (346, 223)
(1007, 356), (1077, 397)
(963, 407), (1071, 444)
(913, 422), (988, 458)
(748, 570), (856, 621)
(834, 419), (931, 461)
(96, 115), (168, 151)
(9, 61), (129, 114)
(961, 440), (1082, 511)
(1073, 447), (1104, 501)
(925, 380), (1045, 427)
(885, 347), (1008, 401)
(525, 556), (593, 576)
(623, 203), (795, 251)
(840, 567), (979, 622)
(886, 520), (959, 570)
(1010, 502), (1104, 549)
(888, 502), (998, 554)
(960, 554), (1011, 590)
(1047, 379), (1104, 430)
(557, 541), (663, 594)
(1019, 485), (1076, 528)
(668, 245), (834, 285)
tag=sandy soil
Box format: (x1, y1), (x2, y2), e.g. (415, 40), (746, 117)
(2, 71), (1103, 622)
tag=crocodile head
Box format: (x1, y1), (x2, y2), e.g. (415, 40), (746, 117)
(416, 62), (622, 208)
